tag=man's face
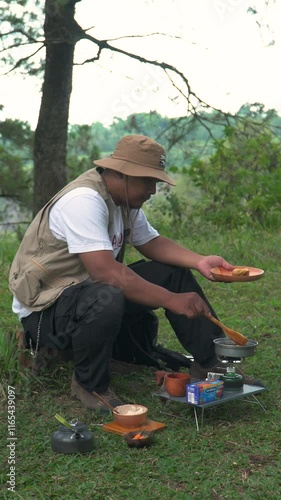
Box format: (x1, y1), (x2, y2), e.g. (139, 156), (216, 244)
(125, 176), (158, 208)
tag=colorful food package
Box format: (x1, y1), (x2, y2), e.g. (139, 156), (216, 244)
(186, 380), (224, 405)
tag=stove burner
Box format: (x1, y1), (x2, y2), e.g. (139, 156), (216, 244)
(213, 338), (258, 392)
(217, 358), (243, 391)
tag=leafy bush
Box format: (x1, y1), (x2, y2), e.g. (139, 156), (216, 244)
(189, 122), (281, 228)
(0, 119), (34, 209)
(144, 177), (200, 239)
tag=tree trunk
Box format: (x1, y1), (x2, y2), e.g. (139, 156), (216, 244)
(33, 0), (81, 215)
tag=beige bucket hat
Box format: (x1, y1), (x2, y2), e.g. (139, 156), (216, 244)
(94, 134), (176, 186)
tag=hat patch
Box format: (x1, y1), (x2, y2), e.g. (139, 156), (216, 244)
(159, 155), (166, 168)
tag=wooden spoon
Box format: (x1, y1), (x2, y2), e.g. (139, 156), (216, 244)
(92, 391), (120, 413)
(204, 313), (248, 346)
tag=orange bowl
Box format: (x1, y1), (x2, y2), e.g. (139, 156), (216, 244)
(113, 404), (148, 428)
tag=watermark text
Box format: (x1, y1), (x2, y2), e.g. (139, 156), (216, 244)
(6, 385), (16, 492)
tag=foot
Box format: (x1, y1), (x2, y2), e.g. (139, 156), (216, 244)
(71, 372), (124, 412)
(189, 361), (265, 387)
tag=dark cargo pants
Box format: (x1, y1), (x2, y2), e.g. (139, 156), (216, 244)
(21, 261), (223, 392)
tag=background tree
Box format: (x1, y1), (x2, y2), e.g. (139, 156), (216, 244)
(2, 0), (222, 215)
(67, 124), (100, 180)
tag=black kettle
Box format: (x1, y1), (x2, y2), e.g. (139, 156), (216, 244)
(51, 417), (94, 454)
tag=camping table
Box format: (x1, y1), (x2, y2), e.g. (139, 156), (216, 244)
(153, 384), (267, 431)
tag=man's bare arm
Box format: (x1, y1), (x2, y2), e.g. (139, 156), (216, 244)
(79, 250), (210, 317)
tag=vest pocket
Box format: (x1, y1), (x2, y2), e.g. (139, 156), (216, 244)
(10, 265), (77, 311)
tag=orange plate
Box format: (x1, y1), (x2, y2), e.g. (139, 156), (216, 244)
(210, 266), (264, 283)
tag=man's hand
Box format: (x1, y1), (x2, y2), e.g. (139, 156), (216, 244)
(164, 292), (210, 318)
(197, 256), (234, 281)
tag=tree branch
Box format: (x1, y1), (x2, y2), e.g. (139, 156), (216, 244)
(74, 32), (234, 120)
(0, 40), (43, 54)
(0, 28), (42, 44)
(2, 45), (44, 75)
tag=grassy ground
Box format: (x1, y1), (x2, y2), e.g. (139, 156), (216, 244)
(0, 227), (280, 499)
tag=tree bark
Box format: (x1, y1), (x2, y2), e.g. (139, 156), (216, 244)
(33, 0), (81, 215)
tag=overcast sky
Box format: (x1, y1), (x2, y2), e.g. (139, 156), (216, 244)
(1, 0), (280, 128)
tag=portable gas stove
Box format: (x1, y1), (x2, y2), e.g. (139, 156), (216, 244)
(152, 337), (266, 431)
(213, 338), (258, 391)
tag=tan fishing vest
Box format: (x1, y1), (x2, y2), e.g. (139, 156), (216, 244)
(9, 169), (130, 311)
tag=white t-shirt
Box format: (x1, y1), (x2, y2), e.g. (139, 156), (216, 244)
(13, 187), (159, 319)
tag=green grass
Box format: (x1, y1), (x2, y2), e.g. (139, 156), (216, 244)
(1, 227), (281, 499)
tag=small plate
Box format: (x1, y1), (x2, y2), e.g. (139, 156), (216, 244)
(210, 266), (264, 283)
